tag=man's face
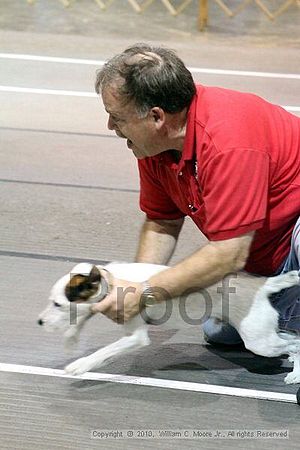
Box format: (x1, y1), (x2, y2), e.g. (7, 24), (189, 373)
(101, 83), (164, 159)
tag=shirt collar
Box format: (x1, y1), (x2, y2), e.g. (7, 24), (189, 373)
(174, 87), (199, 172)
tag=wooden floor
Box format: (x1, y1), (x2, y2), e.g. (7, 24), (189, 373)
(0, 1), (300, 448)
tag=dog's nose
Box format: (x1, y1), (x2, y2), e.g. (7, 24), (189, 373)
(37, 318), (44, 326)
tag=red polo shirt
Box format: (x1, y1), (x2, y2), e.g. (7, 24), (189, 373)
(138, 85), (300, 276)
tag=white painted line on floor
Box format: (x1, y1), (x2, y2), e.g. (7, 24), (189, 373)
(189, 68), (300, 80)
(0, 362), (296, 404)
(285, 106), (300, 112)
(0, 53), (103, 65)
(0, 85), (299, 113)
(0, 85), (96, 97)
(0, 53), (299, 80)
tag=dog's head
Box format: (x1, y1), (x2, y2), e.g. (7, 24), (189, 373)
(38, 263), (106, 333)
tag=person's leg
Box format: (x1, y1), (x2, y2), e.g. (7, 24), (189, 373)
(204, 216), (300, 345)
(270, 216), (300, 334)
(202, 317), (243, 345)
(279, 217), (300, 274)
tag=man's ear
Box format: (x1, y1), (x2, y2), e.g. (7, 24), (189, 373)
(150, 107), (165, 128)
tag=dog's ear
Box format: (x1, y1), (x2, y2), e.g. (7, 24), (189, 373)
(88, 265), (101, 285)
(65, 265), (101, 302)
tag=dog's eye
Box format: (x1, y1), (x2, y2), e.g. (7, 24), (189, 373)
(53, 302), (61, 307)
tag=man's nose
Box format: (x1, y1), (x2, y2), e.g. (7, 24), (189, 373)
(107, 115), (116, 130)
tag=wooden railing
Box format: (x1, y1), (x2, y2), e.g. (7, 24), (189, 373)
(26, 0), (300, 30)
(199, 0), (300, 29)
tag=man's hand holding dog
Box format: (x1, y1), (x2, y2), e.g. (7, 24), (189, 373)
(90, 278), (145, 324)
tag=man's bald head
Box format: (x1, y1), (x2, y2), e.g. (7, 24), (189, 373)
(95, 43), (196, 117)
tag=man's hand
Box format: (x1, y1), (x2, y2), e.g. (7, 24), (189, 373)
(90, 278), (144, 324)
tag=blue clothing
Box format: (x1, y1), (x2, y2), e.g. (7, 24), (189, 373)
(203, 217), (300, 344)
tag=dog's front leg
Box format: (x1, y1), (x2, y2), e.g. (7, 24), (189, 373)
(63, 316), (91, 350)
(64, 326), (150, 376)
(63, 304), (93, 349)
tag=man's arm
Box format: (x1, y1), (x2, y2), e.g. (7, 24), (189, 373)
(135, 217), (185, 265)
(91, 231), (254, 322)
(146, 231), (254, 299)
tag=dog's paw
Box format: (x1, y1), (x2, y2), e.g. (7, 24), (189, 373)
(64, 357), (93, 376)
(284, 371), (300, 385)
(284, 351), (300, 384)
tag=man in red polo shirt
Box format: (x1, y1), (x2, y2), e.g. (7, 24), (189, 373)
(91, 43), (300, 344)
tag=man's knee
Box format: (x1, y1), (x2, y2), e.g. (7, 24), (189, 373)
(202, 317), (243, 345)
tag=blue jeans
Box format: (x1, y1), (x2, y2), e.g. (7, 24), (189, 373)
(203, 216), (300, 344)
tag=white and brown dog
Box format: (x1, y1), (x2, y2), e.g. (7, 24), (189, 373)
(38, 262), (300, 384)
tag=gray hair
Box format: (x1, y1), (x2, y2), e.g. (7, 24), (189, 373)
(95, 43), (196, 117)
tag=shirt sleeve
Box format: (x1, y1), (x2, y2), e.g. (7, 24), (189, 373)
(138, 158), (185, 220)
(201, 148), (270, 240)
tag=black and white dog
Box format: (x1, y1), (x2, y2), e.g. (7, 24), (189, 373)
(38, 262), (300, 384)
